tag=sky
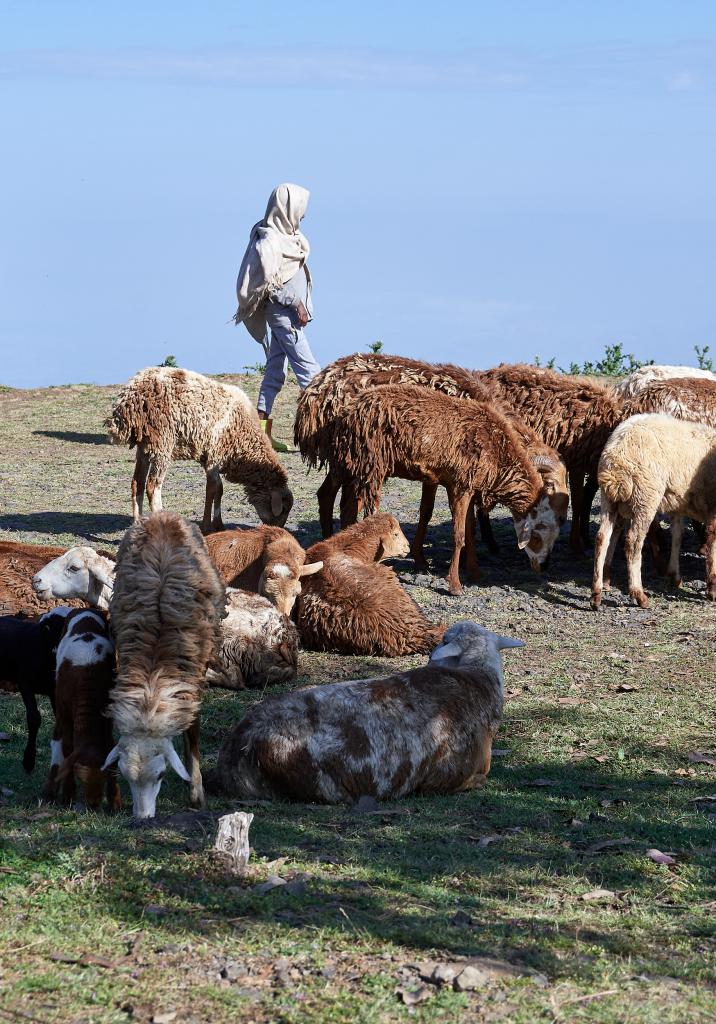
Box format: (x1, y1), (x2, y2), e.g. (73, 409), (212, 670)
(1, 1), (715, 387)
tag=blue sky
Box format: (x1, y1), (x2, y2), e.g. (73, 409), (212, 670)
(1, 1), (715, 386)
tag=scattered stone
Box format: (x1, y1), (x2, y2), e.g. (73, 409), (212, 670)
(221, 960), (248, 982)
(454, 965), (487, 991)
(253, 875), (287, 894)
(432, 964), (457, 986)
(451, 909), (475, 927)
(143, 904), (170, 917)
(580, 888), (619, 904)
(396, 983), (433, 1006)
(151, 1013), (177, 1024)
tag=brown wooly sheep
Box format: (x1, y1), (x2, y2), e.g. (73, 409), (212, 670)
(612, 364), (716, 400)
(478, 364), (626, 553)
(214, 621), (524, 804)
(295, 513), (444, 656)
(591, 414), (716, 609)
(0, 541), (94, 617)
(628, 376), (716, 427)
(103, 512), (225, 818)
(294, 353), (569, 567)
(205, 525), (322, 616)
(328, 385), (556, 594)
(43, 609), (121, 811)
(106, 367), (293, 532)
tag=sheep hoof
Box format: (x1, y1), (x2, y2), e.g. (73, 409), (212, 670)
(590, 592), (602, 610)
(446, 580), (463, 596)
(629, 590), (649, 609)
(667, 575), (682, 589)
(706, 586), (716, 602)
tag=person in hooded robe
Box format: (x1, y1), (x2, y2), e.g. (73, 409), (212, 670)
(234, 183), (321, 452)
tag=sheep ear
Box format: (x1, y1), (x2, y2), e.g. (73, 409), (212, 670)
(375, 540), (385, 561)
(515, 519), (532, 550)
(430, 640), (462, 661)
(164, 740), (191, 783)
(93, 565), (115, 589)
(495, 635), (526, 650)
(299, 560), (323, 577)
(271, 490), (283, 517)
(101, 744), (120, 770)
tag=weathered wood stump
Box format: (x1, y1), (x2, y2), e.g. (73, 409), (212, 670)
(213, 811), (254, 874)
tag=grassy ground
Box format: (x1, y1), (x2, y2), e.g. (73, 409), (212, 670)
(1, 375), (715, 1024)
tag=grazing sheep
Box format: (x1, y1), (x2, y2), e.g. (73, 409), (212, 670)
(0, 607), (72, 773)
(205, 525), (322, 616)
(479, 364), (625, 552)
(326, 385), (557, 593)
(32, 546), (116, 610)
(612, 364), (716, 399)
(591, 414), (716, 609)
(102, 512), (225, 818)
(295, 354), (568, 569)
(0, 541), (92, 616)
(106, 366), (293, 531)
(214, 621), (523, 803)
(206, 589), (299, 690)
(43, 609), (120, 810)
(295, 514), (444, 655)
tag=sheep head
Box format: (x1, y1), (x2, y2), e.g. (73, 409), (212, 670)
(259, 559), (323, 615)
(244, 483), (294, 527)
(102, 736), (189, 819)
(513, 484), (565, 571)
(33, 547), (115, 608)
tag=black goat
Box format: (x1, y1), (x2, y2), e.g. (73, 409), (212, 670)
(0, 608), (71, 772)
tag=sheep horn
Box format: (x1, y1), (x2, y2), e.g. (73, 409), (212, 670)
(299, 561), (323, 577)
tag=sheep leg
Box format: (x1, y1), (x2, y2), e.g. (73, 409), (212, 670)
(317, 472), (340, 538)
(602, 514), (624, 591)
(201, 467), (224, 533)
(568, 469), (587, 555)
(339, 478), (364, 529)
(145, 458), (168, 515)
(463, 498), (481, 582)
(580, 471), (599, 549)
(184, 717), (205, 808)
(446, 489), (472, 596)
(702, 515), (716, 601)
(410, 483), (437, 570)
(105, 770), (122, 812)
(591, 498), (620, 609)
(21, 691), (41, 774)
(131, 445), (150, 521)
(477, 506), (499, 554)
(624, 512), (652, 608)
(666, 516), (684, 588)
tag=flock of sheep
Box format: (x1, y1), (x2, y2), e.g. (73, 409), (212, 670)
(2, 354), (716, 819)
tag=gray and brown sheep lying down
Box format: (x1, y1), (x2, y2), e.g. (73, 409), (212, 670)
(327, 385), (559, 594)
(592, 414), (716, 609)
(214, 621), (523, 804)
(43, 609), (121, 811)
(205, 525), (322, 616)
(207, 589), (298, 690)
(295, 514), (444, 656)
(294, 353), (568, 566)
(0, 541), (95, 616)
(106, 366), (293, 531)
(103, 512), (226, 818)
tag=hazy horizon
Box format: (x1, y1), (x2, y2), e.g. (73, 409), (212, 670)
(1, 2), (714, 388)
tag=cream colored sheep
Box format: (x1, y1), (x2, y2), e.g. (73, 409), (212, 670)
(591, 414), (716, 609)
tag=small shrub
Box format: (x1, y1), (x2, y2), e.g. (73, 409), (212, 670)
(159, 355), (178, 368)
(694, 345), (714, 372)
(367, 340), (384, 354)
(557, 342), (652, 377)
(243, 362), (267, 375)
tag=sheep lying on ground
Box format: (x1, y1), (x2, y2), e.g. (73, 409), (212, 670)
(591, 414), (716, 609)
(0, 541), (92, 616)
(0, 607), (72, 772)
(214, 621), (523, 803)
(33, 540), (294, 693)
(295, 514), (444, 655)
(295, 353), (568, 568)
(328, 385), (558, 593)
(32, 546), (115, 610)
(106, 366), (293, 531)
(103, 513), (225, 817)
(43, 609), (120, 810)
(612, 364), (716, 399)
(205, 525), (322, 615)
(207, 589), (298, 690)
(479, 364), (625, 553)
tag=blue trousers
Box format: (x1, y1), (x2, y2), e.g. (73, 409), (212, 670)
(257, 300), (321, 415)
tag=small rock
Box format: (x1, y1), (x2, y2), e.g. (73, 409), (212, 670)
(454, 965), (487, 991)
(451, 909), (474, 927)
(432, 964), (457, 986)
(222, 960), (248, 982)
(253, 875), (287, 894)
(580, 888), (618, 904)
(152, 1013), (177, 1024)
(396, 984), (433, 1006)
(284, 879), (307, 897)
